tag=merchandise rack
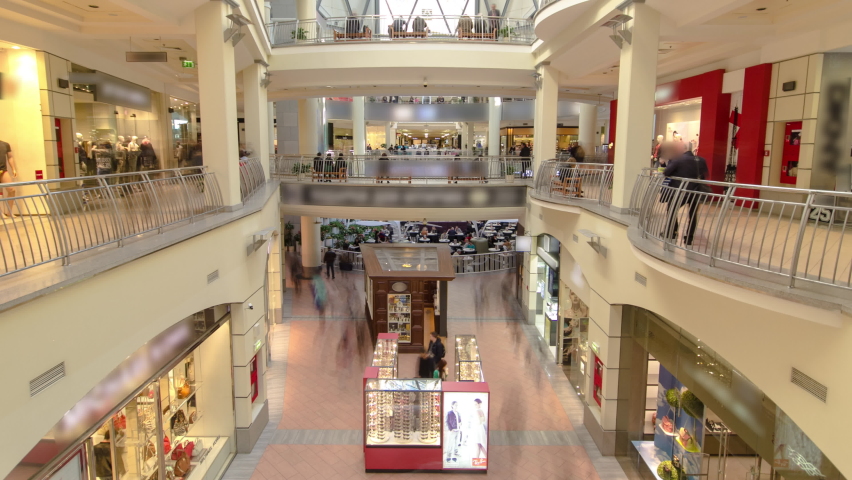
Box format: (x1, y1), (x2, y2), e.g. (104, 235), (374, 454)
(371, 333), (399, 379)
(454, 335), (485, 382)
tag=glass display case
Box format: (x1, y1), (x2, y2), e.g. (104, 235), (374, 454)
(387, 294), (412, 343)
(454, 335), (484, 382)
(371, 335), (399, 379)
(364, 379), (442, 446)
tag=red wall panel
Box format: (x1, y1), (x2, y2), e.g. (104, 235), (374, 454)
(736, 63), (773, 190)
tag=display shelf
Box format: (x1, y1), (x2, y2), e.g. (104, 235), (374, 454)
(163, 436), (222, 480)
(387, 294), (412, 344)
(364, 379), (442, 447)
(371, 334), (399, 379)
(454, 335), (484, 382)
(165, 385), (203, 418)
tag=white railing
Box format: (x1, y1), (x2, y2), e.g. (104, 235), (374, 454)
(271, 154), (533, 183)
(239, 157), (266, 201)
(0, 167), (222, 276)
(330, 249), (516, 274)
(533, 160), (614, 207)
(268, 15), (535, 46)
(634, 174), (852, 290)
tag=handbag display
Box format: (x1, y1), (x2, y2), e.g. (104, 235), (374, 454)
(163, 435), (171, 454)
(177, 379), (191, 399)
(144, 441), (156, 460)
(173, 452), (191, 478)
(113, 413), (127, 430)
(171, 410), (188, 437)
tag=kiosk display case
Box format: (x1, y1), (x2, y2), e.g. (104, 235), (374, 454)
(362, 245), (456, 354)
(455, 335), (485, 382)
(364, 379), (442, 446)
(371, 333), (399, 379)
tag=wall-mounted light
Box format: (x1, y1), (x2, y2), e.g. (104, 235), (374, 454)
(602, 14), (633, 50)
(224, 12), (252, 46)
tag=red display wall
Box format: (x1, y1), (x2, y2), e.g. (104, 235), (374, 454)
(655, 70), (731, 182)
(736, 63), (774, 194)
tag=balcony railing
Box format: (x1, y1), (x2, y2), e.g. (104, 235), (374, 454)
(0, 167), (222, 277)
(533, 160), (614, 207)
(331, 249), (517, 274)
(271, 155), (534, 183)
(239, 157), (266, 202)
(268, 15), (535, 46)
(633, 174), (852, 290)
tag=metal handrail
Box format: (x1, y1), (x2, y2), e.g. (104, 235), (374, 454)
(271, 154), (534, 182)
(268, 15), (535, 46)
(239, 157), (267, 202)
(533, 160), (614, 207)
(0, 167), (223, 277)
(632, 173), (852, 290)
(330, 248), (517, 274)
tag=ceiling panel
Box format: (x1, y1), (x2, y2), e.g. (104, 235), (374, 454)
(37, 0), (151, 22)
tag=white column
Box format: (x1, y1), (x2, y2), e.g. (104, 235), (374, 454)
(298, 98), (320, 154)
(242, 63), (270, 177)
(488, 98), (502, 156)
(196, 1), (240, 205)
(300, 216), (322, 269)
(533, 64), (558, 172)
(579, 103), (598, 157)
(353, 96), (366, 155)
(268, 102), (276, 155)
(461, 123), (470, 151)
(296, 0), (315, 20)
(611, 3), (660, 209)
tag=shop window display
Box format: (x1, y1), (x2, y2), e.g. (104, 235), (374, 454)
(169, 98), (201, 169)
(364, 379), (442, 446)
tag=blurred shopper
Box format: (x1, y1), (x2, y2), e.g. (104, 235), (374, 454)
(428, 332), (446, 361)
(418, 348), (436, 378)
(520, 142), (531, 177)
(323, 248), (337, 279)
(434, 359), (448, 380)
(662, 143), (709, 246)
(488, 3), (502, 36)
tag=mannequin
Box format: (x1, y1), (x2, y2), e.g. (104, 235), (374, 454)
(126, 136), (140, 173)
(0, 139), (19, 217)
(691, 134), (699, 155)
(77, 133), (94, 176)
(138, 137), (158, 171)
(115, 136), (128, 173)
(652, 135), (664, 167)
(91, 139), (115, 181)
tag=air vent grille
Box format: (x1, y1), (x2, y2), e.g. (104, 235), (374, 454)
(30, 362), (65, 397)
(573, 234), (579, 243)
(791, 368), (827, 403)
(634, 272), (647, 286)
(207, 270), (220, 284)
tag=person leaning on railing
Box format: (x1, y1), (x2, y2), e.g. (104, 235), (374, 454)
(661, 142), (709, 246)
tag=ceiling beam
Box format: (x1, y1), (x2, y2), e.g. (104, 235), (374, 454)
(532, 0), (626, 64)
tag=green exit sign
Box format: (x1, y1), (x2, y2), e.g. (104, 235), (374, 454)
(182, 60), (195, 68)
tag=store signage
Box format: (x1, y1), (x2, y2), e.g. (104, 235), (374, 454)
(254, 339), (262, 352)
(764, 150), (770, 157)
(590, 342), (600, 355)
(35, 170), (43, 180)
(181, 60), (195, 68)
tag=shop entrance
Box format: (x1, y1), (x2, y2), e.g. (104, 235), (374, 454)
(534, 234), (560, 358)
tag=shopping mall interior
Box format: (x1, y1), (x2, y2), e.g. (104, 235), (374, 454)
(1, 0), (851, 479)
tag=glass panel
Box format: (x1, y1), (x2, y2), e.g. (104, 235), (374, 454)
(377, 248), (440, 272)
(455, 335), (484, 382)
(365, 379), (442, 446)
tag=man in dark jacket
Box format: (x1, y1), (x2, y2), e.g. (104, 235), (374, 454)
(418, 349), (436, 378)
(323, 249), (337, 279)
(427, 332), (445, 361)
(519, 142), (531, 178)
(662, 146), (709, 245)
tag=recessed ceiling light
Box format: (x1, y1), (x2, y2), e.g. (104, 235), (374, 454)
(756, 7), (766, 11)
(11, 45), (20, 49)
(109, 13), (118, 16)
(89, 4), (99, 8)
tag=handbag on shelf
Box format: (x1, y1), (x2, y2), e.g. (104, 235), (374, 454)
(177, 379), (191, 399)
(113, 413), (127, 430)
(144, 441), (156, 460)
(173, 452), (191, 478)
(170, 443), (185, 461)
(164, 435), (171, 454)
(188, 410), (197, 424)
(183, 441), (195, 459)
(193, 438), (204, 453)
(171, 410), (188, 437)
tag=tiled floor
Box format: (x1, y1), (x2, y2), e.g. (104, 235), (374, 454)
(223, 270), (629, 480)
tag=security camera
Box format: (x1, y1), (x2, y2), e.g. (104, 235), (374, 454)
(248, 303), (254, 310)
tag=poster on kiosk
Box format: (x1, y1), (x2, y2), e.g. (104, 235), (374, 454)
(442, 391), (490, 470)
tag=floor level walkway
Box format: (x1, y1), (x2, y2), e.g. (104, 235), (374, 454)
(223, 270), (630, 480)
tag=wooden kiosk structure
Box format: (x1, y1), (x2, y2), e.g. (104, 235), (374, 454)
(361, 244), (456, 354)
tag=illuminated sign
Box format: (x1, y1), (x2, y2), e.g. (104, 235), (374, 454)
(182, 60), (195, 68)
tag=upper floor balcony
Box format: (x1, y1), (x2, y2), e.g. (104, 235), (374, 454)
(268, 14), (535, 47)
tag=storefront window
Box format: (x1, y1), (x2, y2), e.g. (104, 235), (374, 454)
(169, 97), (201, 168)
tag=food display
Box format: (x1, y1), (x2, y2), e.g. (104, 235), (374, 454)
(659, 415), (675, 435)
(455, 335), (485, 382)
(676, 427), (700, 453)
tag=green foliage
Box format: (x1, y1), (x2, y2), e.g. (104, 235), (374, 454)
(498, 26), (515, 37)
(291, 162), (311, 174)
(291, 27), (308, 40)
(320, 225), (332, 240)
(506, 165), (516, 175)
(680, 390), (704, 419)
(665, 388), (680, 409)
(657, 461), (680, 480)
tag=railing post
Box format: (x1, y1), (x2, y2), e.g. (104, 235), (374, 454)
(38, 182), (73, 266)
(142, 172), (168, 234)
(98, 176), (127, 246)
(174, 169), (197, 223)
(788, 193), (815, 288)
(708, 186), (735, 267)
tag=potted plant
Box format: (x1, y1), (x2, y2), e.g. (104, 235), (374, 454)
(291, 162), (310, 180)
(505, 164), (516, 183)
(291, 27), (309, 41)
(283, 221), (294, 251)
(498, 26), (515, 41)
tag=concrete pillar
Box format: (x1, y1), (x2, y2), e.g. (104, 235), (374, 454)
(298, 98), (321, 154)
(353, 96), (366, 155)
(268, 102), (276, 155)
(242, 63), (270, 177)
(533, 64), (558, 171)
(611, 3), (660, 210)
(300, 216), (322, 270)
(296, 0), (315, 20)
(196, 1), (240, 206)
(488, 97), (502, 156)
(461, 122), (474, 151)
(276, 100), (299, 155)
(579, 103), (598, 157)
(385, 123), (392, 148)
